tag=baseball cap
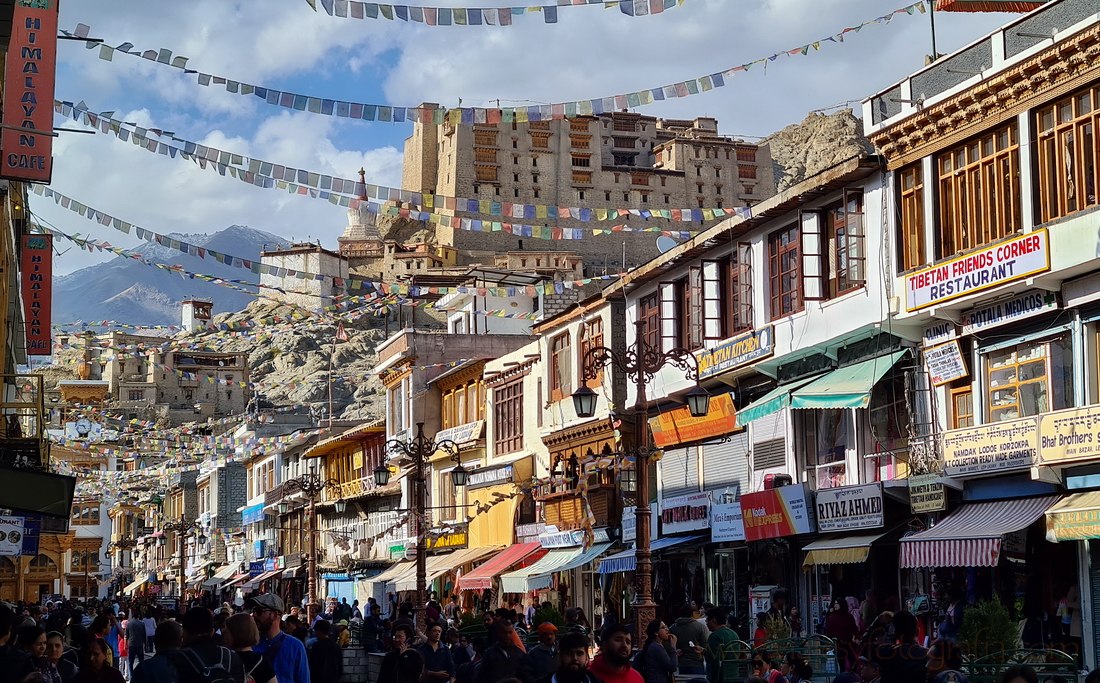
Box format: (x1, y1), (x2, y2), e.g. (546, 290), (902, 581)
(248, 594), (285, 613)
(536, 622), (558, 635)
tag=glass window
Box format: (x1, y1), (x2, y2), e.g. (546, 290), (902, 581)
(550, 334), (572, 399)
(985, 335), (1073, 422)
(769, 225), (803, 320)
(1035, 84), (1099, 223)
(898, 164), (925, 271)
(951, 387), (974, 429)
(802, 409), (850, 489)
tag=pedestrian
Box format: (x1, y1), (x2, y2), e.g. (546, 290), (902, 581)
(751, 651), (788, 683)
(873, 611), (927, 683)
(169, 607), (245, 683)
(250, 595), (309, 683)
(782, 653), (812, 683)
(414, 622), (453, 683)
(637, 620), (677, 683)
(305, 620), (342, 683)
(1000, 666), (1038, 683)
(443, 597), (460, 627)
(668, 605), (706, 676)
(927, 640), (968, 683)
(587, 623), (641, 683)
(824, 598), (859, 672)
(473, 620), (527, 683)
(522, 623), (557, 682)
(361, 605), (382, 653)
(73, 640), (124, 683)
(378, 624), (413, 683)
(395, 649), (424, 683)
(129, 621), (183, 683)
(753, 613), (769, 649)
(547, 631), (597, 683)
(0, 607), (34, 683)
(15, 626), (61, 683)
(222, 614), (276, 683)
(704, 607), (738, 683)
(938, 588), (965, 643)
(45, 633), (77, 683)
(123, 610), (145, 677)
(349, 602), (361, 622)
(87, 617), (116, 669)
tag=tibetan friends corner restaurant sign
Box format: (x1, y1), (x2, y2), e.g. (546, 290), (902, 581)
(660, 491), (710, 535)
(649, 392), (737, 449)
(740, 483), (814, 542)
(905, 230), (1049, 312)
(1039, 405), (1100, 466)
(20, 234), (51, 355)
(942, 417), (1038, 477)
(815, 483), (884, 533)
(695, 326), (774, 380)
(1, 0), (59, 182)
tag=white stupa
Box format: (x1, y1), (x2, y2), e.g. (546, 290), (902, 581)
(338, 168), (383, 258)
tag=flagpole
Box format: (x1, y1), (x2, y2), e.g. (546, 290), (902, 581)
(327, 334), (336, 427)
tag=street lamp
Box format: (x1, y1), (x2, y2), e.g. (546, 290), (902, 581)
(161, 516), (202, 608)
(385, 422), (463, 627)
(281, 460), (339, 621)
(573, 319), (710, 639)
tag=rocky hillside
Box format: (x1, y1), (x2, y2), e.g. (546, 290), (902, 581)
(763, 110), (875, 192)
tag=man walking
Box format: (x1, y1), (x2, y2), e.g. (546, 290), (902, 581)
(251, 594), (310, 683)
(416, 623), (455, 683)
(306, 620), (342, 683)
(125, 608), (147, 675)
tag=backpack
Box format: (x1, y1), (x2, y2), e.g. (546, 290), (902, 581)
(173, 646), (239, 683)
(244, 658), (263, 683)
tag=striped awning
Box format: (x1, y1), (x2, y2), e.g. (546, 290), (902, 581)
(204, 563), (240, 587)
(597, 535), (707, 574)
(736, 376), (819, 427)
(391, 546), (501, 593)
(460, 543), (545, 591)
(900, 496), (1060, 568)
(123, 574), (153, 596)
(802, 530), (890, 568)
(499, 543), (612, 594)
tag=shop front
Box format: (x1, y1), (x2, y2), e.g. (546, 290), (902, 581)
(708, 498), (748, 620)
(498, 528), (613, 618)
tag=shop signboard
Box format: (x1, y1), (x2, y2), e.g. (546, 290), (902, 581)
(961, 290), (1058, 335)
(925, 340), (968, 386)
(942, 417), (1038, 477)
(649, 392), (739, 448)
(466, 464), (514, 488)
(248, 561), (264, 576)
(740, 483), (815, 541)
(0, 517), (23, 556)
(538, 527), (610, 548)
(710, 502), (745, 543)
(622, 506), (636, 543)
(695, 326), (774, 379)
(241, 504), (264, 526)
(922, 321), (958, 347)
(1, 1), (59, 183)
(815, 483), (884, 533)
(908, 474), (946, 513)
(20, 235), (52, 355)
(434, 420), (484, 446)
(1039, 405), (1100, 466)
(427, 524), (469, 552)
(660, 491), (710, 535)
(905, 230), (1050, 312)
(516, 523), (546, 544)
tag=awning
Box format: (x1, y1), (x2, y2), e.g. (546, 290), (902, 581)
(282, 566), (304, 579)
(203, 564), (240, 588)
(598, 535), (707, 574)
(460, 543), (545, 591)
(802, 530), (891, 568)
(369, 560), (410, 586)
(123, 574), (152, 596)
(736, 376), (819, 427)
(1046, 491), (1100, 542)
(900, 495), (1060, 568)
(221, 573), (251, 589)
(790, 350), (909, 410)
(392, 546), (501, 592)
(499, 543), (612, 594)
(246, 568), (283, 587)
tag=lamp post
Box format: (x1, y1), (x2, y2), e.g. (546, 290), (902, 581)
(160, 517), (205, 609)
(381, 422), (464, 627)
(573, 319), (710, 641)
(281, 460), (343, 622)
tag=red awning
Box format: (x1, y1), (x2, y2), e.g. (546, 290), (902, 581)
(459, 543), (545, 591)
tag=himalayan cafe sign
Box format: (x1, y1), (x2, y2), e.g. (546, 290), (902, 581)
(20, 234), (51, 355)
(1, 1), (59, 183)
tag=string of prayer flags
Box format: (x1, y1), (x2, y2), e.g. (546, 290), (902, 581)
(65, 2), (924, 124)
(304, 0), (686, 25)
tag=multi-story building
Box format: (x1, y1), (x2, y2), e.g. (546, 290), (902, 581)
(402, 106), (775, 269)
(259, 243), (349, 310)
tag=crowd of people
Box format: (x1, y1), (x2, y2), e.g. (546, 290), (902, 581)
(0, 593), (353, 683)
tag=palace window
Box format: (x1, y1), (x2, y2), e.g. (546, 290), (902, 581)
(936, 123), (1020, 257)
(1036, 85), (1099, 223)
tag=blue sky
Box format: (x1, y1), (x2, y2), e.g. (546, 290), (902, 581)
(38, 0), (1015, 275)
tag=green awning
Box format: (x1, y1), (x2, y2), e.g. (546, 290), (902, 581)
(736, 376), (819, 427)
(789, 350), (909, 410)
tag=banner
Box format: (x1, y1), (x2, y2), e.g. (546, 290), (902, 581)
(905, 230), (1049, 311)
(815, 483), (884, 533)
(1039, 405), (1100, 466)
(740, 483), (814, 542)
(649, 392), (737, 448)
(20, 234), (52, 355)
(694, 326), (774, 379)
(659, 491), (710, 535)
(961, 290), (1058, 335)
(710, 502), (745, 543)
(0, 517), (24, 556)
(942, 417), (1038, 477)
(1, 1), (58, 182)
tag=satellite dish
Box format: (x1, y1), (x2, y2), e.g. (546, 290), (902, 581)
(656, 235), (681, 254)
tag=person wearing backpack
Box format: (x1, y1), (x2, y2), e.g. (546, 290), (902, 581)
(222, 614), (276, 683)
(170, 608), (246, 683)
(250, 595), (309, 683)
(130, 621), (183, 683)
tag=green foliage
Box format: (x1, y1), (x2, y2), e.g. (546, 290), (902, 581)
(764, 614), (791, 641)
(458, 611), (480, 629)
(533, 605), (565, 629)
(959, 600), (1019, 659)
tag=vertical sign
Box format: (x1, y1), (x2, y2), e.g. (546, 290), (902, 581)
(20, 234), (51, 354)
(1, 0), (59, 182)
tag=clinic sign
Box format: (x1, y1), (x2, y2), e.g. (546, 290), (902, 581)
(695, 326), (774, 379)
(815, 483), (884, 533)
(942, 417), (1038, 477)
(1, 1), (59, 182)
(905, 230), (1049, 311)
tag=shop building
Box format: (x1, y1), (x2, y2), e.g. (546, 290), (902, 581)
(864, 0), (1100, 667)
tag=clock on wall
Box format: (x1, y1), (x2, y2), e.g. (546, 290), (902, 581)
(75, 418), (92, 436)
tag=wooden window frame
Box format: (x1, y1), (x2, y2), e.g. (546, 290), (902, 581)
(1035, 84), (1099, 224)
(828, 189), (866, 297)
(493, 379), (524, 455)
(950, 386), (974, 429)
(726, 243), (754, 335)
(898, 164), (925, 271)
(683, 268), (704, 351)
(769, 225), (803, 321)
(701, 260), (724, 342)
(550, 333), (572, 401)
(579, 318), (605, 388)
(640, 293), (660, 352)
(659, 282), (680, 352)
(936, 123), (1020, 257)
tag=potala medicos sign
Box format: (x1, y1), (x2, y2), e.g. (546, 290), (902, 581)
(905, 230), (1049, 312)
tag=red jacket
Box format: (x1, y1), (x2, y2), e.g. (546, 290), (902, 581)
(588, 653), (643, 683)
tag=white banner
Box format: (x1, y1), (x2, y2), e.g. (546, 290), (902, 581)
(0, 517), (24, 556)
(710, 502), (745, 543)
(815, 483), (884, 533)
